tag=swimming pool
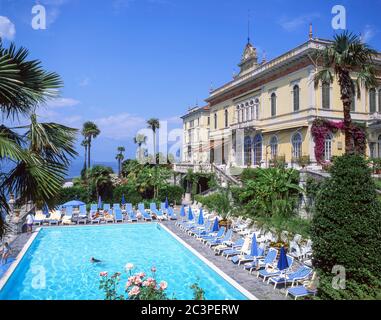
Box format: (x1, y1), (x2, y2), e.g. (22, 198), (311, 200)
(0, 224), (252, 300)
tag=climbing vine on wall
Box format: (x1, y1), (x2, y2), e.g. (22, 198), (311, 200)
(311, 118), (367, 164)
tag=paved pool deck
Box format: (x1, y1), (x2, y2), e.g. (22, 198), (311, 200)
(162, 220), (288, 300)
(3, 222), (289, 300)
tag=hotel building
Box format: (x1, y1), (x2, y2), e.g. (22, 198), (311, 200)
(180, 30), (381, 172)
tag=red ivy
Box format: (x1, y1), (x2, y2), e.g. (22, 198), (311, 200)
(311, 118), (366, 164)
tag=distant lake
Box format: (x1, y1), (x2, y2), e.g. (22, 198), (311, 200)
(66, 160), (118, 179)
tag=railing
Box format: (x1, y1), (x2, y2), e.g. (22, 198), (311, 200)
(211, 163), (242, 186)
(173, 163), (212, 174)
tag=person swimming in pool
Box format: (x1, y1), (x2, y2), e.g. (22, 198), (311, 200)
(90, 257), (102, 263)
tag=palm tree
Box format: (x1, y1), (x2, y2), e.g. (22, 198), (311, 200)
(81, 139), (89, 171)
(115, 146), (125, 177)
(133, 134), (147, 162)
(314, 31), (377, 154)
(146, 118), (160, 160)
(81, 121), (100, 169)
(0, 41), (77, 237)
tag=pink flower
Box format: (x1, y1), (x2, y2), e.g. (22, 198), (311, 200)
(133, 276), (143, 286)
(138, 272), (146, 278)
(99, 271), (108, 277)
(143, 277), (156, 287)
(125, 281), (132, 288)
(159, 281), (168, 290)
(151, 266), (157, 273)
(128, 286), (140, 297)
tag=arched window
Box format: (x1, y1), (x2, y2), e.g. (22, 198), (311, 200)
(214, 113), (217, 129)
(246, 107), (250, 121)
(293, 85), (300, 112)
(270, 136), (278, 159)
(369, 88), (376, 113)
(244, 136), (252, 166)
(378, 135), (381, 158)
(292, 132), (302, 159)
(224, 109), (228, 128)
(271, 93), (277, 117)
(322, 82), (330, 109)
(323, 133), (333, 162)
(253, 134), (262, 166)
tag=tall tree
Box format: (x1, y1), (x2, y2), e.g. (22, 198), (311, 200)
(0, 41), (77, 237)
(147, 118), (160, 198)
(314, 31), (377, 154)
(115, 146), (125, 177)
(81, 121), (100, 169)
(81, 139), (88, 171)
(146, 118), (160, 160)
(133, 134), (147, 163)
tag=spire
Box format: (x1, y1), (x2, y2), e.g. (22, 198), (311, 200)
(309, 23), (313, 40)
(247, 9), (251, 44)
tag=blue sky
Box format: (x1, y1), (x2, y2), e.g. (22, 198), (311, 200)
(1, 0), (381, 168)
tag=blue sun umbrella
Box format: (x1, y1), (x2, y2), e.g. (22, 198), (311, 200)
(188, 206), (194, 221)
(250, 233), (258, 257)
(165, 197), (169, 209)
(180, 206), (186, 217)
(97, 196), (102, 209)
(42, 203), (49, 215)
(61, 200), (85, 208)
(197, 208), (204, 225)
(121, 194), (126, 205)
(211, 217), (219, 232)
(277, 246), (289, 271)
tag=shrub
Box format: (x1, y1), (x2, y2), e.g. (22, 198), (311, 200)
(55, 186), (89, 204)
(158, 185), (184, 205)
(195, 191), (231, 218)
(113, 184), (142, 205)
(311, 155), (381, 299)
(240, 168), (258, 183)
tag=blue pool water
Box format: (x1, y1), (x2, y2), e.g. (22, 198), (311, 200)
(0, 224), (248, 300)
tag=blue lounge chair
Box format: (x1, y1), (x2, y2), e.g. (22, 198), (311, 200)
(192, 220), (211, 237)
(269, 265), (313, 289)
(200, 227), (226, 243)
(127, 210), (138, 222)
(244, 248), (278, 273)
(150, 203), (166, 220)
(103, 203), (111, 212)
(113, 203), (121, 211)
(77, 205), (88, 224)
(167, 207), (177, 220)
(138, 203), (152, 221)
(90, 204), (97, 216)
(231, 247), (264, 264)
(207, 229), (233, 247)
(114, 207), (124, 223)
(126, 203), (133, 212)
(218, 238), (245, 255)
(257, 255), (294, 282)
(286, 285), (317, 300)
(160, 202), (166, 212)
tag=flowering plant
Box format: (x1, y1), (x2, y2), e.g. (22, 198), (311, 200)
(99, 264), (169, 300)
(311, 118), (366, 164)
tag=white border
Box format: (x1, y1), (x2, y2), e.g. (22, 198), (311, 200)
(0, 227), (41, 291)
(0, 223), (257, 300)
(160, 223), (258, 300)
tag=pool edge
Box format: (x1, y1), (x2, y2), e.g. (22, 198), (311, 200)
(0, 228), (41, 292)
(160, 223), (258, 301)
